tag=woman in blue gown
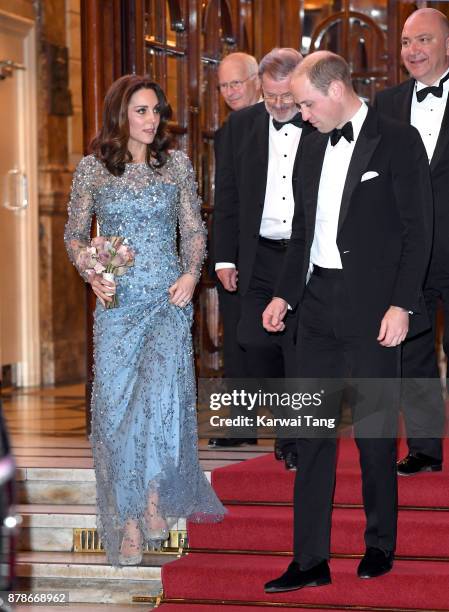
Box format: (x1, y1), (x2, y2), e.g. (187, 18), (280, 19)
(64, 75), (225, 566)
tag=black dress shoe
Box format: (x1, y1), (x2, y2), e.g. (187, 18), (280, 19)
(208, 438), (257, 448)
(284, 450), (298, 471)
(397, 452), (442, 476)
(274, 439), (285, 460)
(264, 560), (331, 593)
(357, 547), (394, 579)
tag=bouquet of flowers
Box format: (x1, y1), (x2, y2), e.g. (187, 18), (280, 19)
(76, 236), (135, 309)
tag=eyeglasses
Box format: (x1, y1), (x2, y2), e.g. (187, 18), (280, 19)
(217, 75), (256, 92)
(263, 92), (295, 104)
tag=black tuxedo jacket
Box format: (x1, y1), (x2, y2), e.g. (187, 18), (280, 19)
(207, 122), (227, 279)
(276, 106), (433, 339)
(213, 101), (313, 295)
(375, 80), (449, 263)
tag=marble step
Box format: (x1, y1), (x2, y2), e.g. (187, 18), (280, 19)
(14, 441), (266, 505)
(16, 504), (187, 552)
(16, 466), (97, 505)
(16, 466), (215, 505)
(16, 450), (255, 505)
(15, 551), (169, 605)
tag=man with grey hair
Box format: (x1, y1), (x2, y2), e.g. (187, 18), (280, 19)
(375, 8), (449, 477)
(214, 48), (313, 468)
(263, 51), (431, 589)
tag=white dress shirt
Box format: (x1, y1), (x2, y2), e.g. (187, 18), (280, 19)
(259, 118), (302, 239)
(411, 69), (449, 163)
(310, 102), (368, 270)
(216, 114), (302, 271)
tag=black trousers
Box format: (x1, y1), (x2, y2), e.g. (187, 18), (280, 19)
(237, 238), (298, 451)
(401, 261), (447, 461)
(217, 283), (248, 378)
(292, 268), (400, 569)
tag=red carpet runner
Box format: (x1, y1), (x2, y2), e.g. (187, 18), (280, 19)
(158, 438), (449, 611)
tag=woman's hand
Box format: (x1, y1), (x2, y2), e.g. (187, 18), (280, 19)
(90, 275), (116, 307)
(168, 273), (197, 307)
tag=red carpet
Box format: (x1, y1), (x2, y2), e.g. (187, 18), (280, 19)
(162, 554), (449, 608)
(188, 505), (449, 557)
(159, 438), (449, 611)
(211, 439), (449, 507)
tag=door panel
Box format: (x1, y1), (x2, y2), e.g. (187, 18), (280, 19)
(0, 19), (24, 366)
(0, 12), (39, 385)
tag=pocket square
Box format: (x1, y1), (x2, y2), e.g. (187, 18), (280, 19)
(361, 171), (379, 182)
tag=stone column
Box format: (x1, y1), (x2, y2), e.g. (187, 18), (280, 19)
(37, 0), (85, 384)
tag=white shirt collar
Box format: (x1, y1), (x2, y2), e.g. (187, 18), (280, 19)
(416, 67), (449, 91)
(349, 100), (368, 141)
(331, 100), (368, 144)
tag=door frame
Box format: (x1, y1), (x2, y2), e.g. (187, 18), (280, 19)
(0, 7), (40, 386)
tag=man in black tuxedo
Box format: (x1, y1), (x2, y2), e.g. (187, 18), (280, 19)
(208, 53), (261, 450)
(374, 8), (448, 476)
(214, 48), (312, 468)
(263, 51), (432, 590)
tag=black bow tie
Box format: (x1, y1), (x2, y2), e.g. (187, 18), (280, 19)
(330, 121), (354, 146)
(416, 71), (449, 103)
(272, 113), (304, 131)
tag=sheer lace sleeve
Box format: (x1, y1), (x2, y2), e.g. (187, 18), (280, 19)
(173, 151), (207, 280)
(64, 155), (97, 281)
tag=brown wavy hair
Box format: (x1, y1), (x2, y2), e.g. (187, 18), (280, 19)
(90, 75), (172, 176)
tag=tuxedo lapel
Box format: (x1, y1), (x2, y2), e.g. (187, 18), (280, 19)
(430, 95), (449, 171)
(292, 122), (315, 188)
(240, 109), (270, 217)
(394, 80), (414, 123)
(337, 108), (381, 234)
(300, 132), (328, 233)
(254, 109), (270, 174)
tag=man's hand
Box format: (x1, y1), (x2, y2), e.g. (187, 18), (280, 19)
(377, 306), (409, 347)
(262, 298), (288, 332)
(216, 267), (238, 291)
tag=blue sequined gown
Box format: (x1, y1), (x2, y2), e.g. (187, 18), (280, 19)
(65, 151), (225, 565)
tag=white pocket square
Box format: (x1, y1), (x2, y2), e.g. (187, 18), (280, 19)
(361, 171), (379, 182)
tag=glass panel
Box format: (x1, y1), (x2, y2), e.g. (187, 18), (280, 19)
(145, 47), (157, 80)
(166, 55), (179, 122)
(301, 0), (388, 101)
(145, 0), (166, 44)
(166, 3), (177, 47)
(201, 60), (221, 132)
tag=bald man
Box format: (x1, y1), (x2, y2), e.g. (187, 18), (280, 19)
(375, 8), (449, 476)
(208, 53), (261, 449)
(217, 52), (261, 111)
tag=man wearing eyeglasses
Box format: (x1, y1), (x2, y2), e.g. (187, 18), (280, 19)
(214, 48), (314, 469)
(217, 52), (261, 111)
(208, 52), (262, 451)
